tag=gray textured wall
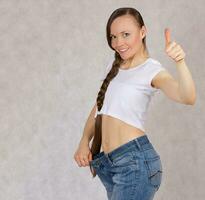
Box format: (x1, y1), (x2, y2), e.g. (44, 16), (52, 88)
(0, 0), (204, 199)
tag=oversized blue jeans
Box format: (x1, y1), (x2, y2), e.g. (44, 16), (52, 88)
(90, 134), (163, 200)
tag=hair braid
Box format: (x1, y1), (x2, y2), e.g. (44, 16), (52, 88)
(89, 53), (122, 177)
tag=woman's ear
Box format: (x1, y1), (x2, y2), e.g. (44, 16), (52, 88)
(141, 25), (147, 39)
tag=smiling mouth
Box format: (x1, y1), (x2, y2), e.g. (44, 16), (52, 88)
(118, 48), (129, 54)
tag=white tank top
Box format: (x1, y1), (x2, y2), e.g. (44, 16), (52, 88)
(94, 57), (166, 132)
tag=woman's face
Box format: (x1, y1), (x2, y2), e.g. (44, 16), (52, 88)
(110, 15), (146, 60)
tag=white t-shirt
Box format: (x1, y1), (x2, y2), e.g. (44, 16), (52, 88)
(94, 57), (166, 132)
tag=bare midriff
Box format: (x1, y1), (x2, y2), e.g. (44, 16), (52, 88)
(101, 114), (145, 154)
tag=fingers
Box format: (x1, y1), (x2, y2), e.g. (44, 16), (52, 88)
(164, 27), (186, 62)
(165, 41), (186, 62)
(164, 28), (171, 47)
(166, 41), (177, 52)
(74, 153), (92, 167)
(82, 157), (90, 166)
(76, 156), (89, 167)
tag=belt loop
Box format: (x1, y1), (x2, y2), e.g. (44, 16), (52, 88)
(134, 139), (142, 151)
(105, 153), (114, 166)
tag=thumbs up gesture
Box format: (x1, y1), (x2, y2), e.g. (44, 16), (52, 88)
(165, 28), (186, 63)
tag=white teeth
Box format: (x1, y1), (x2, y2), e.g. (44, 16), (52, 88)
(119, 49), (128, 52)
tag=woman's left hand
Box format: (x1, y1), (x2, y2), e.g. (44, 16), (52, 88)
(164, 28), (186, 63)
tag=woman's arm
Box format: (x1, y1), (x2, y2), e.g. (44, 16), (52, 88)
(79, 102), (97, 145)
(152, 59), (196, 105)
(176, 59), (196, 104)
(152, 28), (196, 105)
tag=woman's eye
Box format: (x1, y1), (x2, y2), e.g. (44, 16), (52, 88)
(123, 33), (130, 37)
(110, 33), (129, 40)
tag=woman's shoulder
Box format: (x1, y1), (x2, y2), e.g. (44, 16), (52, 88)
(145, 58), (166, 76)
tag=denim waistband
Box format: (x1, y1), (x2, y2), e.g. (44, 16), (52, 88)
(91, 134), (152, 166)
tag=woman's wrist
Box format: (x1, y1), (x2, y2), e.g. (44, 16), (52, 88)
(80, 136), (91, 146)
(175, 58), (186, 66)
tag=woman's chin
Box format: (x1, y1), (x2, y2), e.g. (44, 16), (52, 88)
(120, 54), (132, 60)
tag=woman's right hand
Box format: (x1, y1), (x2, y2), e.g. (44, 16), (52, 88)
(73, 141), (93, 167)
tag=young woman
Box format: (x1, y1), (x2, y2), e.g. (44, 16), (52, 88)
(74, 7), (196, 200)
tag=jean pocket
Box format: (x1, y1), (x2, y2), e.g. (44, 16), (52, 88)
(111, 151), (140, 172)
(144, 156), (162, 190)
(143, 148), (163, 190)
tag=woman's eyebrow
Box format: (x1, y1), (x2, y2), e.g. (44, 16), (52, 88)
(110, 31), (129, 36)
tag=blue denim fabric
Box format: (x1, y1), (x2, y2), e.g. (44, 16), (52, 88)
(90, 134), (163, 200)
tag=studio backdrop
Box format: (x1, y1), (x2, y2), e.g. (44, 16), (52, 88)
(0, 0), (204, 200)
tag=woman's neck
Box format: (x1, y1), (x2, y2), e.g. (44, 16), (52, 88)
(122, 53), (149, 69)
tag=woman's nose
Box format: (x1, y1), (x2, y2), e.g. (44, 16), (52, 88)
(116, 38), (124, 47)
